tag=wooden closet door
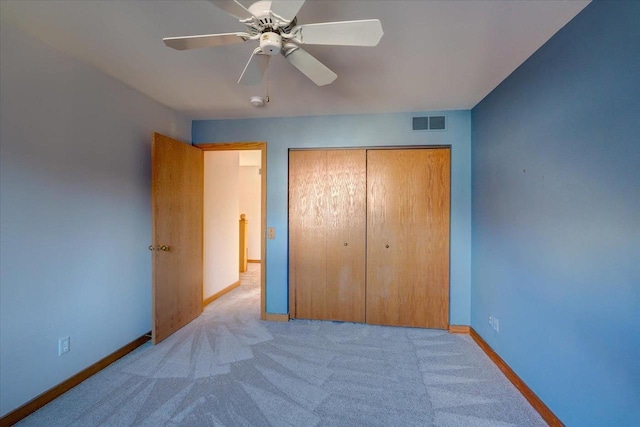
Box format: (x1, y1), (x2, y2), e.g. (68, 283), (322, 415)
(325, 150), (366, 322)
(366, 148), (450, 329)
(289, 150), (366, 321)
(289, 150), (327, 320)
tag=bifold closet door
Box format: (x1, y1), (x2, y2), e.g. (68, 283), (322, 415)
(289, 150), (366, 322)
(366, 148), (450, 329)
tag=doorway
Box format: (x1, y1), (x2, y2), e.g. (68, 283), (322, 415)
(151, 136), (267, 344)
(197, 142), (267, 320)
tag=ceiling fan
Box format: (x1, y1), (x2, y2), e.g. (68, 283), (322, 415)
(163, 0), (384, 86)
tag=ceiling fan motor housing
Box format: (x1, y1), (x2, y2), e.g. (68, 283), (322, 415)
(260, 32), (282, 55)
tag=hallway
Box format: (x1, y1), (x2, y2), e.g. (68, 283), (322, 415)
(20, 263), (544, 426)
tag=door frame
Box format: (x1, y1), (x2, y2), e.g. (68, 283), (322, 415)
(196, 142), (267, 320)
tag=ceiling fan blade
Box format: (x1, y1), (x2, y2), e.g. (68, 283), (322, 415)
(270, 0), (305, 22)
(238, 49), (270, 85)
(294, 19), (384, 46)
(209, 0), (255, 20)
(163, 33), (250, 50)
(284, 46), (337, 86)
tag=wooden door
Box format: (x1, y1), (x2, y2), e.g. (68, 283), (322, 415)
(366, 148), (450, 328)
(289, 151), (326, 320)
(289, 150), (366, 322)
(325, 150), (366, 322)
(152, 133), (204, 344)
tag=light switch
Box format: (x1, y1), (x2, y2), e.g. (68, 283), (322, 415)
(268, 227), (275, 239)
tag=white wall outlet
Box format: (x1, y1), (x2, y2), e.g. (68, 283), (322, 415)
(267, 227), (275, 239)
(494, 318), (500, 333)
(58, 336), (70, 356)
(488, 315), (493, 327)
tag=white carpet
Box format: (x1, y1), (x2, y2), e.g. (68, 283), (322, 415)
(19, 264), (545, 426)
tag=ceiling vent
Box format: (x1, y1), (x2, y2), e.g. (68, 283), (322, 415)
(412, 115), (446, 131)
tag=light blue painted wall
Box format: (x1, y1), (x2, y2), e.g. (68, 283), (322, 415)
(471, 1), (640, 425)
(0, 24), (190, 416)
(193, 110), (472, 325)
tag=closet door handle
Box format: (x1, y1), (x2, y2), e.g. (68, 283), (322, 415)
(344, 243), (348, 246)
(385, 244), (390, 249)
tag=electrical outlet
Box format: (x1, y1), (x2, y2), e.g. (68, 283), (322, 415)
(488, 315), (493, 327)
(58, 336), (70, 356)
(267, 227), (275, 239)
(494, 318), (500, 333)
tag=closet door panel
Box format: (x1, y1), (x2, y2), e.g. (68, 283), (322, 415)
(422, 148), (450, 329)
(366, 149), (411, 326)
(325, 150), (366, 322)
(289, 150), (327, 319)
(366, 149), (450, 328)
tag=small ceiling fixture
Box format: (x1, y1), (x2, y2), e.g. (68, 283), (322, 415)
(163, 0), (384, 87)
(250, 96), (267, 107)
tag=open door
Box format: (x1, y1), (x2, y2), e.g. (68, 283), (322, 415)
(151, 133), (204, 344)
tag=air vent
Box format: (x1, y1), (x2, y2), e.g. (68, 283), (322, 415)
(412, 115), (446, 131)
(412, 117), (429, 130)
(429, 116), (446, 130)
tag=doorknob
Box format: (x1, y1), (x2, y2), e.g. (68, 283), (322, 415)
(148, 245), (154, 251)
(385, 244), (390, 248)
(159, 245), (169, 252)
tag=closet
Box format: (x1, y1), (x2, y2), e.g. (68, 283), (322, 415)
(289, 147), (450, 329)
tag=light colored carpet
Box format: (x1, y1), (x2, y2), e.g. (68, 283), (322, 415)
(19, 264), (545, 426)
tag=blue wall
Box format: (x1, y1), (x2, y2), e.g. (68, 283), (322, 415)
(193, 111), (472, 325)
(471, 2), (640, 425)
(0, 23), (190, 416)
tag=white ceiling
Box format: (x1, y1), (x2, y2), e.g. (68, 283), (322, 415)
(0, 0), (590, 120)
